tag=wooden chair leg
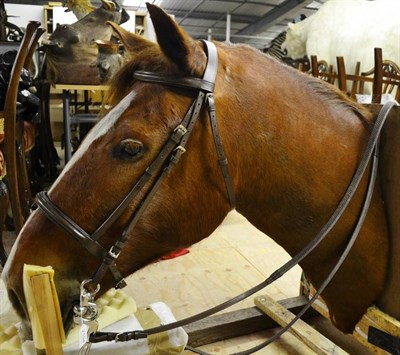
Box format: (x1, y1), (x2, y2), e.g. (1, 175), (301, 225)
(350, 62), (361, 100)
(310, 55), (319, 77)
(336, 56), (347, 93)
(36, 80), (60, 181)
(372, 48), (383, 104)
(0, 180), (10, 266)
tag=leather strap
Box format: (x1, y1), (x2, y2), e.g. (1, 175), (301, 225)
(91, 93), (206, 286)
(91, 41), (224, 286)
(34, 41), (223, 292)
(90, 120), (189, 241)
(207, 93), (236, 207)
(35, 192), (126, 288)
(33, 38), (397, 353)
(133, 71), (215, 93)
(90, 101), (397, 347)
(35, 191), (106, 260)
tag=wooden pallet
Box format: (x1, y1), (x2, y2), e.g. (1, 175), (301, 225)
(303, 279), (400, 355)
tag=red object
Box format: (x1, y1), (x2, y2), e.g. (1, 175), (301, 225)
(160, 248), (190, 260)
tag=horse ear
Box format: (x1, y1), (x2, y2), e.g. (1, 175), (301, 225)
(101, 0), (116, 11)
(146, 3), (206, 75)
(106, 21), (156, 54)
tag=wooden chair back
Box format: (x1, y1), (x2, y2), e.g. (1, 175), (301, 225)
(336, 57), (362, 100)
(310, 55), (337, 84)
(3, 21), (44, 233)
(361, 48), (400, 103)
(317, 48), (400, 104)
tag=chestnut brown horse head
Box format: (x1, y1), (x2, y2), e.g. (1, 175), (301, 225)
(3, 4), (394, 338)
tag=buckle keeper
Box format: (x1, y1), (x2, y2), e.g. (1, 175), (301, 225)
(108, 246), (121, 259)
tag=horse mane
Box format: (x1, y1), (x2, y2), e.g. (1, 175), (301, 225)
(240, 41), (374, 127)
(105, 40), (373, 128)
(304, 75), (373, 126)
(223, 41), (374, 127)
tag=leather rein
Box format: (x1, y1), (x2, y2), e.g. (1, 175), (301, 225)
(33, 39), (397, 354)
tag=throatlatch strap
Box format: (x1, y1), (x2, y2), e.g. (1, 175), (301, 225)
(207, 93), (236, 208)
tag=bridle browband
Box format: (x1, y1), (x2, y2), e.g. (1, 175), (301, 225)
(35, 40), (235, 290)
(33, 39), (397, 354)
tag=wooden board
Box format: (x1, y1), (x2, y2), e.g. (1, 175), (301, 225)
(354, 306), (400, 355)
(306, 280), (400, 354)
(254, 294), (348, 355)
(184, 296), (317, 347)
(125, 212), (322, 354)
(124, 212), (369, 354)
(52, 84), (109, 91)
(30, 274), (63, 355)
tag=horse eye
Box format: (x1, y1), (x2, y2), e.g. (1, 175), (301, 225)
(118, 139), (143, 159)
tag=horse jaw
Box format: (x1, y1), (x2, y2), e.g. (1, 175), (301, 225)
(2, 210), (86, 337)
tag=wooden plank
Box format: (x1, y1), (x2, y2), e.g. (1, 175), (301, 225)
(254, 294), (348, 355)
(52, 84), (109, 91)
(302, 275), (400, 354)
(30, 274), (64, 355)
(365, 307), (400, 338)
(354, 306), (400, 355)
(184, 296), (318, 347)
(125, 248), (275, 318)
(125, 213), (317, 353)
(367, 327), (400, 355)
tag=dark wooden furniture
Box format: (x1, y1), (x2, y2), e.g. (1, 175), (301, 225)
(1, 21), (44, 259)
(55, 84), (108, 163)
(329, 48), (400, 103)
(361, 48), (400, 103)
(310, 55), (337, 84)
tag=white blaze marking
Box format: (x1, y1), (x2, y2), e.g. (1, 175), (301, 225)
(2, 92), (136, 279)
(49, 91), (136, 191)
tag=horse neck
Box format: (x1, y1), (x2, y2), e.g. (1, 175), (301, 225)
(215, 45), (379, 249)
(214, 46), (389, 332)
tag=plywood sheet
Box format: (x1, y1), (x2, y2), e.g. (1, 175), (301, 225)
(124, 211), (315, 354)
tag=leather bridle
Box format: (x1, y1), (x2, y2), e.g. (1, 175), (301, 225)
(35, 40), (235, 290)
(33, 39), (397, 354)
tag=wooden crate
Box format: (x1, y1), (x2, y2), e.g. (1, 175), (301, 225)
(301, 275), (400, 354)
